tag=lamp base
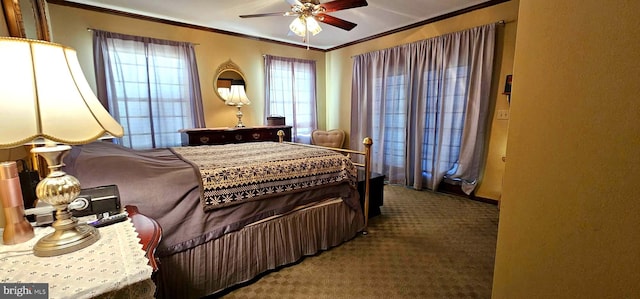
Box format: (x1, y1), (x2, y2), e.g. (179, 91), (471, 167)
(30, 144), (101, 257)
(235, 105), (246, 128)
(33, 223), (100, 257)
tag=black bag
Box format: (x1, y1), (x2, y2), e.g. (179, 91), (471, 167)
(17, 159), (40, 209)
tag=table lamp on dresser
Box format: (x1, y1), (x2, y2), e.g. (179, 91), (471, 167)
(225, 81), (251, 128)
(0, 37), (124, 256)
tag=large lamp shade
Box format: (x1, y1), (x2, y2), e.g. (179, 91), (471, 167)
(0, 37), (123, 148)
(0, 37), (124, 257)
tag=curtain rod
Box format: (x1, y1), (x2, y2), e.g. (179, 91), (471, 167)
(86, 27), (200, 45)
(87, 18), (508, 50)
(350, 20), (510, 58)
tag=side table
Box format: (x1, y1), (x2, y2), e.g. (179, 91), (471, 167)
(125, 205), (162, 272)
(0, 206), (160, 298)
(357, 170), (385, 217)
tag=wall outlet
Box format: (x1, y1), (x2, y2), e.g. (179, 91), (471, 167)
(497, 109), (509, 120)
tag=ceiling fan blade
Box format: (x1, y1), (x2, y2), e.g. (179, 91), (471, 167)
(240, 12), (290, 18)
(316, 14), (357, 31)
(321, 0), (368, 13)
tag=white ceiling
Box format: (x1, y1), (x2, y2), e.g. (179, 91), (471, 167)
(65, 0), (496, 50)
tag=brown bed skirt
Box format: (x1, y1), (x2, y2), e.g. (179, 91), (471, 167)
(154, 199), (363, 298)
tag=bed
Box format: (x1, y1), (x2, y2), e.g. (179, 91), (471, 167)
(63, 136), (372, 298)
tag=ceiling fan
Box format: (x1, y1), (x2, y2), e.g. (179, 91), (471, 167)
(240, 0), (368, 39)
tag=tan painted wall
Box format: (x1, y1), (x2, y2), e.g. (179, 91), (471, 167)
(492, 0), (640, 297)
(44, 2), (518, 200)
(46, 4), (327, 130)
(326, 1), (519, 199)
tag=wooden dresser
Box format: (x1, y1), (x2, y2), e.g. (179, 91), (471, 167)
(180, 126), (292, 146)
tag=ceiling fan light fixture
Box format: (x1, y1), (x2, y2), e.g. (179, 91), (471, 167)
(289, 16), (307, 37)
(306, 16), (322, 36)
(242, 0), (368, 44)
(289, 15), (322, 38)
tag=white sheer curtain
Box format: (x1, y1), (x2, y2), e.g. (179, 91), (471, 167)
(93, 30), (205, 149)
(350, 23), (495, 192)
(264, 55), (317, 144)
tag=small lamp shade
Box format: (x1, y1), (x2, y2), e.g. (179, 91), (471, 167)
(225, 84), (251, 107)
(0, 37), (123, 148)
(217, 87), (230, 101)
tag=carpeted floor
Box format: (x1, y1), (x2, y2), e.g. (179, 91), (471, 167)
(220, 184), (499, 299)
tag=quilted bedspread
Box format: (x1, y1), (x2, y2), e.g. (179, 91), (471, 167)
(171, 142), (357, 211)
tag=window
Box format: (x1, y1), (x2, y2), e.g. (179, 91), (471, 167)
(352, 24), (495, 191)
(264, 55), (317, 144)
(93, 31), (204, 149)
(420, 66), (468, 180)
(372, 74), (407, 175)
(370, 65), (470, 184)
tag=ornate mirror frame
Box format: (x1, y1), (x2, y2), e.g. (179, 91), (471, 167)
(214, 59), (246, 102)
(2, 0), (50, 41)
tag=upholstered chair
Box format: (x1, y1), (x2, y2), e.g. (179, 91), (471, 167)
(311, 129), (346, 148)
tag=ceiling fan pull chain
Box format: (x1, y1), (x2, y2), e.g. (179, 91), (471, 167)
(306, 20), (310, 49)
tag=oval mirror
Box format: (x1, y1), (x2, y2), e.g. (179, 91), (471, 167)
(214, 60), (246, 102)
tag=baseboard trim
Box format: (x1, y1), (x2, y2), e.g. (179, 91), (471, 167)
(469, 196), (498, 205)
(437, 181), (499, 205)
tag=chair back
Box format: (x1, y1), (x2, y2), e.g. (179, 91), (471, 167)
(311, 129), (346, 148)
